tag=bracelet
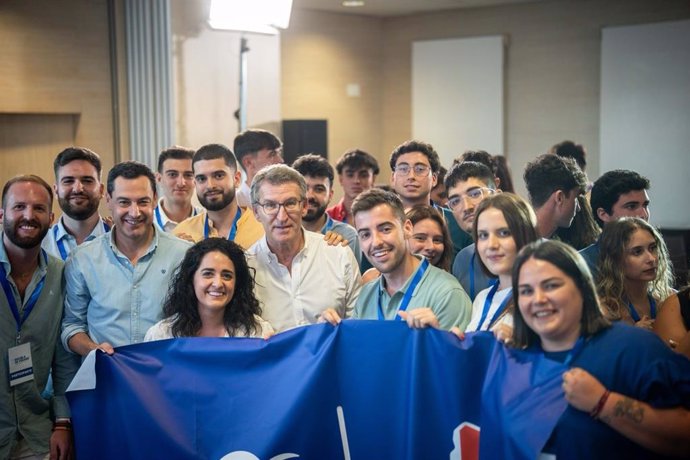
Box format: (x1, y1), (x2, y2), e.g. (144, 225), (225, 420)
(52, 426), (72, 432)
(52, 420), (72, 432)
(590, 389), (610, 419)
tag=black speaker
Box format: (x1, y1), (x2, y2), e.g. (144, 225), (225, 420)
(282, 119), (328, 165)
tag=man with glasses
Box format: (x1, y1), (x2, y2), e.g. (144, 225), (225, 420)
(389, 140), (472, 258)
(233, 129), (284, 207)
(446, 161), (499, 300)
(247, 164), (361, 333)
(173, 143), (265, 249)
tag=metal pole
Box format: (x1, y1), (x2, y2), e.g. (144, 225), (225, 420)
(238, 36), (249, 132)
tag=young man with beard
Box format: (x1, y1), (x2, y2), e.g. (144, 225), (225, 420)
(291, 154), (361, 266)
(1, 175), (79, 459)
(389, 140), (472, 258)
(323, 188), (471, 331)
(154, 146), (200, 232)
(247, 165), (361, 333)
(42, 147), (110, 261)
(446, 161), (499, 300)
(62, 162), (191, 355)
(173, 143), (264, 249)
(327, 149), (379, 226)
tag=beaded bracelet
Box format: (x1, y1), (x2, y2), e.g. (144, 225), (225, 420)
(590, 389), (610, 419)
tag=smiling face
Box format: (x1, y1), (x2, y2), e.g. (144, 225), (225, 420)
(254, 181), (306, 248)
(623, 228), (659, 283)
(476, 207), (517, 282)
(391, 152), (436, 206)
(55, 159), (104, 221)
(355, 203), (412, 275)
(194, 158), (241, 212)
(106, 176), (156, 244)
(157, 158), (195, 207)
(193, 251), (236, 314)
(1, 181), (54, 250)
(517, 257), (583, 352)
(407, 217), (444, 267)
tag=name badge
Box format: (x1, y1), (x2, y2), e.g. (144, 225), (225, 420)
(8, 342), (34, 386)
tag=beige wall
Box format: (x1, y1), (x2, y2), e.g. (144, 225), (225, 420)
(283, 0), (690, 198)
(380, 0), (690, 195)
(282, 9), (384, 198)
(0, 0), (117, 210)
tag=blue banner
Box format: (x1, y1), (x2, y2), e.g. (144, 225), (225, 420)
(67, 321), (568, 459)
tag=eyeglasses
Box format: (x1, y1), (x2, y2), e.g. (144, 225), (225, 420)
(394, 164), (431, 177)
(447, 187), (495, 210)
(257, 198), (302, 215)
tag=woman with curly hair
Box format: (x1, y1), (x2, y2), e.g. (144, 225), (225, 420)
(145, 238), (273, 340)
(596, 217), (674, 329)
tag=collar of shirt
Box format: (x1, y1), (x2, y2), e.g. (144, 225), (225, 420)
(257, 228), (311, 265)
(377, 254), (427, 300)
(0, 230), (48, 284)
(107, 225), (160, 262)
(156, 197), (199, 228)
(53, 215), (107, 242)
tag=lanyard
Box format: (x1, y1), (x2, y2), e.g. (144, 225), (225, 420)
(540, 336), (586, 367)
(627, 294), (657, 322)
(321, 215), (335, 234)
(476, 283), (512, 331)
(0, 251), (47, 336)
(204, 208), (242, 240)
(54, 221), (110, 261)
(377, 258), (429, 320)
(155, 205), (197, 230)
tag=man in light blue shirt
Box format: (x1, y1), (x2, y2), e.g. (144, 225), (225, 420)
(61, 162), (191, 356)
(291, 154), (361, 266)
(42, 147), (110, 260)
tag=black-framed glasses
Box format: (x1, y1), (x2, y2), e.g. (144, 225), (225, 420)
(257, 198), (302, 215)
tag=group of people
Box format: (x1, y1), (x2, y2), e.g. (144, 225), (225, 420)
(1, 131), (689, 459)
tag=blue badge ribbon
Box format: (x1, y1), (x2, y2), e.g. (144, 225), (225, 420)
(0, 251), (47, 337)
(627, 294), (657, 322)
(476, 282), (512, 331)
(377, 258), (430, 321)
(204, 208), (242, 240)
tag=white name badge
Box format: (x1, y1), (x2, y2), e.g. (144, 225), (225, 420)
(8, 342), (34, 386)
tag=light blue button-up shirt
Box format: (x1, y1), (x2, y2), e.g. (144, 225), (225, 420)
(61, 226), (191, 350)
(42, 215), (110, 261)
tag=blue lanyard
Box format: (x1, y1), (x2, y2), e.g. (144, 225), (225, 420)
(627, 294), (657, 322)
(476, 283), (512, 331)
(0, 251), (47, 337)
(468, 251), (498, 299)
(321, 215), (335, 234)
(155, 205), (197, 230)
(377, 258), (429, 320)
(204, 208), (242, 240)
(54, 221), (110, 261)
(540, 336), (586, 367)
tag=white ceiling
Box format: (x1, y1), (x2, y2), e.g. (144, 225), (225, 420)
(292, 0), (545, 17)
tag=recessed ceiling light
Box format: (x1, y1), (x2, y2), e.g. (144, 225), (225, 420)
(342, 0), (365, 7)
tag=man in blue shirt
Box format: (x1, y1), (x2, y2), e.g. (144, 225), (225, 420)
(291, 154), (361, 267)
(445, 161), (499, 300)
(42, 147), (110, 261)
(61, 162), (191, 356)
(580, 170), (651, 275)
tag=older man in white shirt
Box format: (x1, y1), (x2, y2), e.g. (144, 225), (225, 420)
(246, 164), (361, 333)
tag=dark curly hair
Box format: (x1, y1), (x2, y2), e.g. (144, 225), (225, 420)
(162, 238), (263, 337)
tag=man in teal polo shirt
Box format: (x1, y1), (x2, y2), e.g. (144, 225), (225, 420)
(323, 188), (471, 330)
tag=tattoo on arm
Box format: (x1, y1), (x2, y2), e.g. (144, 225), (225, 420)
(612, 397), (645, 424)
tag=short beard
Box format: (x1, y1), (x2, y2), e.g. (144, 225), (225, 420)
(4, 220), (50, 249)
(199, 188), (235, 212)
(302, 203), (327, 223)
(58, 194), (100, 221)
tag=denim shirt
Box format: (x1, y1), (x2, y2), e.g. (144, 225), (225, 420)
(61, 226), (191, 350)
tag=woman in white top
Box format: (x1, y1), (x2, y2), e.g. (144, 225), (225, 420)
(145, 238), (273, 341)
(464, 193), (539, 339)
